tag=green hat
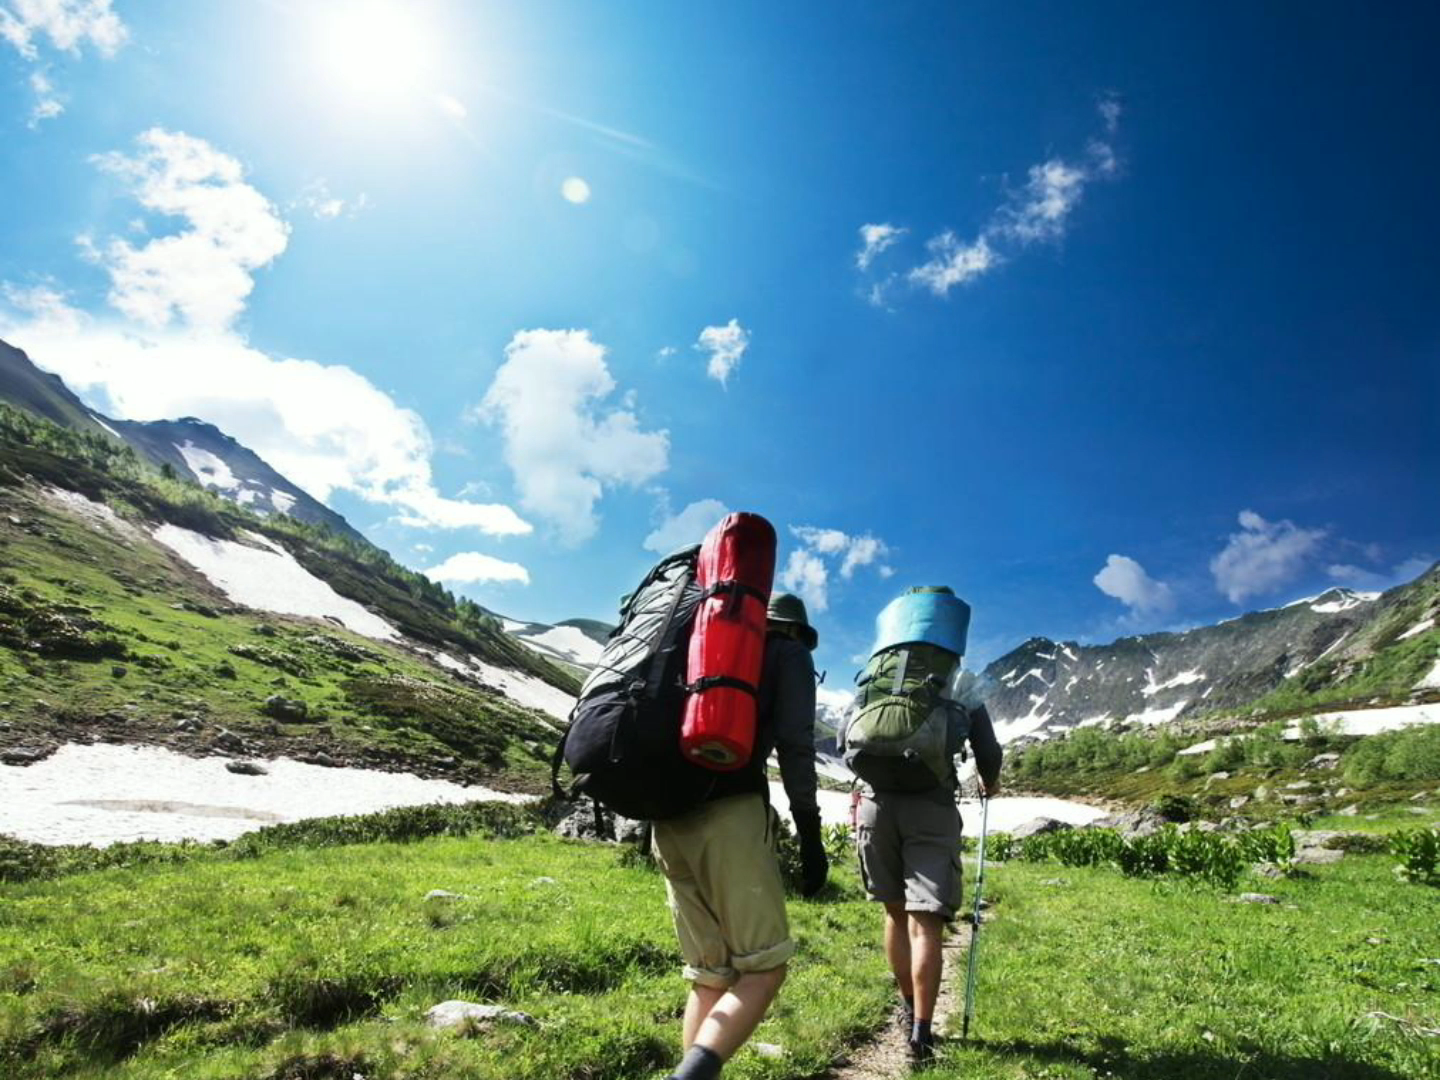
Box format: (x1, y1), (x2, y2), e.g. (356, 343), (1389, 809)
(767, 592), (818, 651)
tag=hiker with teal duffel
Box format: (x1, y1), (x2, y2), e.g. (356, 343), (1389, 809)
(839, 586), (1002, 1065)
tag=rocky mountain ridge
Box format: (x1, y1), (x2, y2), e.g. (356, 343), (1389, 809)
(981, 574), (1440, 743)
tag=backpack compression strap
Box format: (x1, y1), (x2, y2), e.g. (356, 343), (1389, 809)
(686, 674), (759, 696)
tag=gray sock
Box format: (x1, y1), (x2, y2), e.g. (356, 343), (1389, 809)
(670, 1044), (723, 1080)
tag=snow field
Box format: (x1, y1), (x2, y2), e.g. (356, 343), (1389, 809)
(153, 524), (400, 641)
(0, 744), (530, 847)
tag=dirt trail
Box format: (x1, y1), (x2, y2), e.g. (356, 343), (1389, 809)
(826, 919), (973, 1079)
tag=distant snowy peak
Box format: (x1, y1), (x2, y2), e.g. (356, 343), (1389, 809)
(982, 567), (1439, 744)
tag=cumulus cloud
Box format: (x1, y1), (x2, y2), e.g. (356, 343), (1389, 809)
(855, 223), (907, 270)
(1, 0), (127, 124)
(1210, 510), (1327, 604)
(861, 96), (1121, 300)
(89, 129), (290, 330)
(1093, 554), (1175, 616)
(695, 318), (749, 387)
(477, 329), (669, 545)
(782, 525), (893, 611)
(644, 497), (729, 554)
(423, 551), (530, 586)
(0, 298), (532, 536)
(1327, 554), (1435, 590)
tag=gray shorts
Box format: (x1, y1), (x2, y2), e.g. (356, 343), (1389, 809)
(855, 792), (963, 919)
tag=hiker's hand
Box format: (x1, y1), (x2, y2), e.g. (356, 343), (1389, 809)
(794, 809), (828, 897)
(981, 778), (1001, 798)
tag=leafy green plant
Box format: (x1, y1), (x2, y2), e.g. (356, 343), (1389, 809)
(1390, 827), (1440, 886)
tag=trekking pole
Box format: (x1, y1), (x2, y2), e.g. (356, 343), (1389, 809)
(961, 793), (991, 1042)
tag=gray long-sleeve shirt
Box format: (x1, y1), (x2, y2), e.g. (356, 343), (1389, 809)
(708, 634), (820, 819)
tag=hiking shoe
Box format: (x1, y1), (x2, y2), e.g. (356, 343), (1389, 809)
(908, 1032), (936, 1068)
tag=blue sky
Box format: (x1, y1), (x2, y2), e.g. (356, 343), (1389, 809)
(1, 1), (1437, 679)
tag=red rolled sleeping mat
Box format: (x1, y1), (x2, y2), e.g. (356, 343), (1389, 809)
(680, 512), (777, 770)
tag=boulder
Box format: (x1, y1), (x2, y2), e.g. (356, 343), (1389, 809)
(425, 1001), (536, 1032)
(210, 729), (246, 754)
(553, 804), (648, 844)
(226, 760), (267, 776)
(298, 751), (338, 768)
(1237, 893), (1280, 905)
(425, 889), (467, 900)
(1306, 753), (1341, 770)
(1, 745), (56, 766)
(1011, 817), (1072, 840)
(1295, 847), (1344, 865)
(110, 664), (127, 678)
(1090, 809), (1165, 838)
(262, 694), (310, 722)
(1337, 803), (1361, 816)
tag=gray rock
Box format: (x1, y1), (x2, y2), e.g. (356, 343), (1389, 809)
(529, 877), (558, 888)
(1337, 803), (1361, 816)
(553, 805), (647, 844)
(1228, 795), (1251, 810)
(299, 751), (338, 768)
(1038, 878), (1070, 887)
(425, 889), (467, 900)
(1294, 847), (1344, 865)
(225, 760), (267, 776)
(1011, 817), (1072, 840)
(1, 745), (56, 766)
(1237, 893), (1280, 905)
(262, 695), (309, 722)
(173, 717), (202, 733)
(425, 1000), (537, 1031)
(211, 729), (246, 754)
(1307, 752), (1341, 770)
(1090, 809), (1165, 838)
(1284, 780), (1316, 791)
(1204, 771), (1230, 787)
(110, 664), (128, 678)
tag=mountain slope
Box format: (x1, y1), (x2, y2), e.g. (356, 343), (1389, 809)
(0, 340), (360, 541)
(982, 574), (1440, 742)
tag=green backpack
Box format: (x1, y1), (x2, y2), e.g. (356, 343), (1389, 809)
(841, 643), (970, 793)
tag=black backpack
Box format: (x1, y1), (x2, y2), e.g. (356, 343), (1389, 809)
(550, 545), (717, 821)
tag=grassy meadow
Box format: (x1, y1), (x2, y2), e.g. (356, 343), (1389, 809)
(2, 804), (1437, 1080)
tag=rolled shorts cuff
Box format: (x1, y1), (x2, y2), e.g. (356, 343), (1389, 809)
(905, 899), (957, 921)
(733, 937), (795, 974)
(683, 963), (739, 989)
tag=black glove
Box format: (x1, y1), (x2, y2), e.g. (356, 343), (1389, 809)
(793, 808), (829, 898)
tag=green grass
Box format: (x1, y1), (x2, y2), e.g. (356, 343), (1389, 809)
(4, 817), (1438, 1079)
(0, 830), (891, 1080)
(0, 483), (561, 791)
(930, 857), (1440, 1079)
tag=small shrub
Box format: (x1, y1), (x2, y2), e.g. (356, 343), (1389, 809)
(1391, 828), (1440, 886)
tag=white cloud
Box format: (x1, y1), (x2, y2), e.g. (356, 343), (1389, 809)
(424, 551), (530, 586)
(477, 328), (669, 545)
(783, 525), (893, 611)
(908, 233), (997, 296)
(0, 300), (532, 536)
(995, 160), (1089, 245)
(1098, 93), (1122, 134)
(90, 129), (290, 330)
(1328, 554), (1435, 590)
(293, 179), (368, 221)
(644, 497), (729, 554)
(1210, 510), (1327, 604)
(781, 548), (831, 613)
(1093, 554), (1174, 615)
(655, 345), (678, 361)
(2, 0), (126, 122)
(856, 223), (906, 270)
(695, 318), (749, 387)
(867, 100), (1121, 300)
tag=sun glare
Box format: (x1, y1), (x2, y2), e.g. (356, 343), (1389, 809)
(314, 1), (438, 109)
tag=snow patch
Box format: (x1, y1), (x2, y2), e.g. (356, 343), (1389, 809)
(1399, 618), (1435, 641)
(1060, 645), (1079, 663)
(90, 414), (122, 439)
(519, 625), (604, 666)
(1123, 700), (1189, 727)
(1280, 702), (1438, 738)
(1178, 737), (1222, 757)
(430, 652), (575, 723)
(270, 489), (297, 515)
(40, 486), (141, 541)
(1076, 714), (1111, 729)
(1142, 668), (1205, 697)
(1309, 591), (1380, 614)
(0, 743), (530, 847)
(175, 441), (240, 491)
(1417, 658), (1440, 692)
(154, 524), (399, 640)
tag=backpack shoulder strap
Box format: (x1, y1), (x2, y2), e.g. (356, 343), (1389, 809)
(891, 648), (910, 695)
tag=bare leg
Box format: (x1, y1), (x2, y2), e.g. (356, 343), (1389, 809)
(908, 912), (945, 1022)
(690, 966), (788, 1061)
(682, 984), (725, 1050)
(883, 902), (913, 1000)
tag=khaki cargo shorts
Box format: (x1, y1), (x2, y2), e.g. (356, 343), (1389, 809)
(651, 793), (795, 988)
(855, 791), (963, 919)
